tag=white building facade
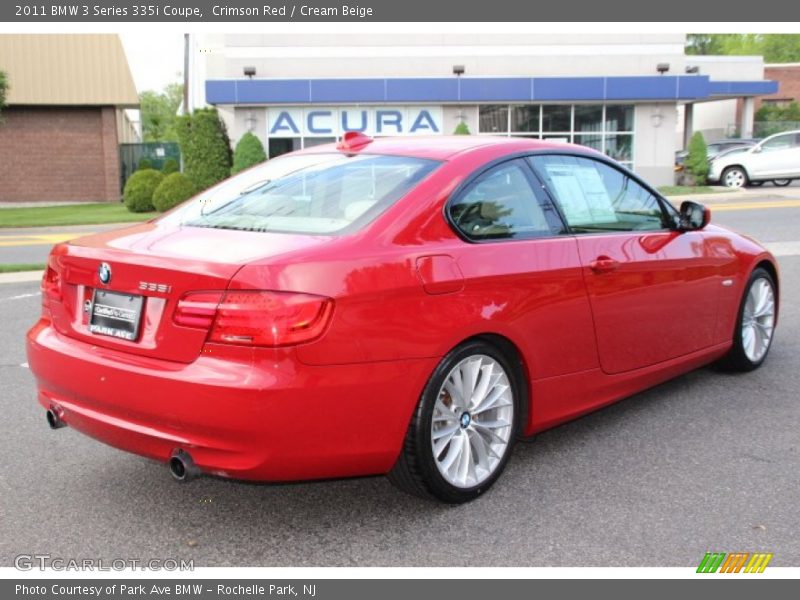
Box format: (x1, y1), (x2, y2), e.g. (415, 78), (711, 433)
(187, 34), (776, 186)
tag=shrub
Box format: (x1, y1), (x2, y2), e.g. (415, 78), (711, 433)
(123, 169), (164, 213)
(176, 108), (232, 191)
(137, 157), (153, 170)
(685, 132), (709, 185)
(162, 158), (180, 175)
(453, 121), (471, 135)
(231, 132), (267, 174)
(152, 172), (197, 212)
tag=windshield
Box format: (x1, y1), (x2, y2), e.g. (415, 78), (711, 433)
(165, 153), (440, 235)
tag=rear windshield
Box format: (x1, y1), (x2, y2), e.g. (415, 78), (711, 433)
(170, 153), (440, 235)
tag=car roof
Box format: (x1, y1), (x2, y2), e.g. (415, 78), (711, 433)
(297, 135), (595, 161)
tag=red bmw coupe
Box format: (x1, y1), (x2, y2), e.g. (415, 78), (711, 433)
(27, 134), (779, 503)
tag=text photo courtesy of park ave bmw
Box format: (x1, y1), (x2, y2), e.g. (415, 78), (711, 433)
(1, 1), (800, 591)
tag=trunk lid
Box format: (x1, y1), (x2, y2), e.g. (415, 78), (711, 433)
(45, 221), (330, 363)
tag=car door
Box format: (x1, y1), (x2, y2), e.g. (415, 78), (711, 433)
(745, 132), (800, 179)
(446, 159), (600, 380)
(528, 154), (721, 375)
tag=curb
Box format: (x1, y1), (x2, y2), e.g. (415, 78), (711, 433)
(0, 271), (44, 284)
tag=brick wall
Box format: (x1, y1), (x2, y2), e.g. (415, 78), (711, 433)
(0, 105), (121, 202)
(756, 65), (800, 110)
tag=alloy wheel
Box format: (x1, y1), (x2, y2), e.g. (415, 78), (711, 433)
(430, 355), (514, 488)
(742, 277), (776, 363)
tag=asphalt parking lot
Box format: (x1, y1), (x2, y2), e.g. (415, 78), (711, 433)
(0, 203), (798, 568)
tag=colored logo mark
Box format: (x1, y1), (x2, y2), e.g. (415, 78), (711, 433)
(697, 552), (773, 573)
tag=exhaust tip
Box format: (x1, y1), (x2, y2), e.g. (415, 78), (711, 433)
(169, 449), (199, 482)
(46, 408), (66, 430)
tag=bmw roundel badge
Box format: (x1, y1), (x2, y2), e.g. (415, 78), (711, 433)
(98, 262), (112, 285)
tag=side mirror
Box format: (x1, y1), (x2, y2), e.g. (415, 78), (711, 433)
(679, 200), (711, 231)
(752, 146), (762, 154)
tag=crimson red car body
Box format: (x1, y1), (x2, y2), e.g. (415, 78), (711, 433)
(27, 136), (779, 488)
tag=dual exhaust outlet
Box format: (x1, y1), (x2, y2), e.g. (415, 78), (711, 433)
(45, 408), (200, 482)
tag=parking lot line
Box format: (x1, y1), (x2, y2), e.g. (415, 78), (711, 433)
(0, 232), (90, 247)
(712, 200), (800, 211)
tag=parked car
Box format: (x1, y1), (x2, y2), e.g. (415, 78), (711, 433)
(709, 130), (800, 188)
(675, 138), (758, 168)
(28, 134), (780, 503)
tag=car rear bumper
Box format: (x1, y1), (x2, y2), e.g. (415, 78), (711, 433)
(26, 318), (437, 482)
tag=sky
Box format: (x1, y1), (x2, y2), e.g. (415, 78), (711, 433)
(120, 33), (185, 93)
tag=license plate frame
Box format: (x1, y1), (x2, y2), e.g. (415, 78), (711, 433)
(89, 289), (144, 342)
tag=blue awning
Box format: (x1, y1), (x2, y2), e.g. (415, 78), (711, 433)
(205, 75), (778, 105)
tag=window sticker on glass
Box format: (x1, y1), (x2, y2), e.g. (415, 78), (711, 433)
(545, 165), (617, 225)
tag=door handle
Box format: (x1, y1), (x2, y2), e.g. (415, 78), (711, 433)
(589, 256), (619, 274)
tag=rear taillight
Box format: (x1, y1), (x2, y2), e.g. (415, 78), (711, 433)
(174, 290), (334, 347)
(173, 291), (223, 329)
(42, 266), (61, 299)
(41, 266), (62, 316)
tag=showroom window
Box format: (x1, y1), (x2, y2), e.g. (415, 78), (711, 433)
(478, 104), (635, 169)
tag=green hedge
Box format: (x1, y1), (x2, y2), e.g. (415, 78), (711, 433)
(124, 169), (164, 213)
(162, 158), (180, 175)
(232, 132), (267, 174)
(137, 157), (153, 171)
(152, 172), (197, 212)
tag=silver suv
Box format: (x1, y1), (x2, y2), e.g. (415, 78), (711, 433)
(709, 130), (800, 188)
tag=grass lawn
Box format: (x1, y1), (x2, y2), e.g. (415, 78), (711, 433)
(0, 203), (155, 228)
(657, 185), (728, 196)
(0, 263), (46, 273)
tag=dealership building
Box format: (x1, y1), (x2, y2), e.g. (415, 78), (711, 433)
(187, 33), (777, 186)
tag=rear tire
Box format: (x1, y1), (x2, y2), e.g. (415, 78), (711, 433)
(721, 166), (748, 189)
(716, 267), (777, 372)
(773, 179), (792, 187)
(389, 340), (522, 503)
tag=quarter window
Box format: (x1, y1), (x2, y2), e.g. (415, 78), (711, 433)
(449, 161), (562, 240)
(529, 155), (669, 233)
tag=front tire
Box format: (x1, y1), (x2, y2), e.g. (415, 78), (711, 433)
(773, 179), (792, 187)
(389, 340), (522, 503)
(722, 166), (748, 189)
(717, 267), (777, 372)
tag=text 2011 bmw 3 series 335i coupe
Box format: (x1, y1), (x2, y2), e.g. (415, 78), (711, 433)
(27, 134), (779, 503)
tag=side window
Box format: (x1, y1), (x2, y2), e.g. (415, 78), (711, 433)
(448, 160), (562, 240)
(760, 134), (793, 152)
(528, 155), (669, 233)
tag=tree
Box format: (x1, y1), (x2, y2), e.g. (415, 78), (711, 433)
(685, 132), (709, 185)
(139, 81), (183, 142)
(0, 71), (8, 123)
(687, 34), (800, 62)
(453, 122), (471, 135)
(231, 132), (267, 174)
(176, 108), (232, 191)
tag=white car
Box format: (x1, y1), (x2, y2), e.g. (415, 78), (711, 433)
(709, 130), (800, 188)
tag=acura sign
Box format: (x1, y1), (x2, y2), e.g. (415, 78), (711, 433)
(267, 106), (443, 137)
